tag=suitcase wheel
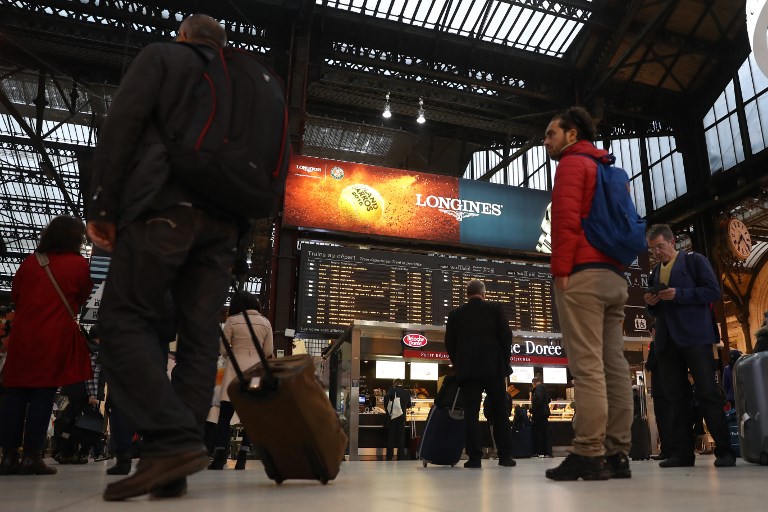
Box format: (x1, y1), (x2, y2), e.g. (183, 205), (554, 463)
(257, 446), (284, 484)
(303, 445), (332, 484)
(422, 461), (427, 468)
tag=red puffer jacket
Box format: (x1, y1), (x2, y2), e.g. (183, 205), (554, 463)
(550, 140), (622, 277)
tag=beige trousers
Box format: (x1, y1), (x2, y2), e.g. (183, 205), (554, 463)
(554, 269), (633, 457)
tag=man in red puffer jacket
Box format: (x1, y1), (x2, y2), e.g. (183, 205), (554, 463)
(543, 106), (634, 482)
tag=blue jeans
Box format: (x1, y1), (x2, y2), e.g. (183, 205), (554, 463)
(0, 387), (57, 454)
(99, 205), (238, 458)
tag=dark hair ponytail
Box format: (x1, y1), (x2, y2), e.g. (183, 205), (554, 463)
(552, 106), (596, 142)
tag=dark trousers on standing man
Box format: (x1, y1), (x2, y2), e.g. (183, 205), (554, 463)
(532, 417), (552, 456)
(99, 205), (238, 459)
(461, 377), (512, 462)
(657, 341), (731, 460)
(386, 415), (406, 460)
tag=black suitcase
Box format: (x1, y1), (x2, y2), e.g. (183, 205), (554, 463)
(509, 406), (533, 458)
(419, 378), (465, 467)
(629, 416), (651, 461)
(733, 351), (768, 465)
(725, 408), (741, 457)
(222, 305), (347, 484)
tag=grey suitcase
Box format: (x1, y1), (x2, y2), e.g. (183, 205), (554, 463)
(733, 351), (768, 465)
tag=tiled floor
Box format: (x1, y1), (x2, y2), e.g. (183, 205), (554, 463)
(1, 455), (765, 512)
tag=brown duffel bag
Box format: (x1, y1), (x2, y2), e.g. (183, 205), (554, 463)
(226, 349), (347, 484)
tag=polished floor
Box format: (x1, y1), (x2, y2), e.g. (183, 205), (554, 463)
(1, 455), (765, 512)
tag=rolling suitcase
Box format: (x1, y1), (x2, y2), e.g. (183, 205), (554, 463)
(223, 303), (347, 484)
(509, 406), (533, 458)
(419, 378), (465, 467)
(733, 351), (768, 465)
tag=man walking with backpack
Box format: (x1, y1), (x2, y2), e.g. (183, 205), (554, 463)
(543, 106), (634, 481)
(86, 15), (281, 501)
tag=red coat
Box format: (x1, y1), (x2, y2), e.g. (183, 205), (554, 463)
(4, 252), (93, 388)
(550, 140), (622, 277)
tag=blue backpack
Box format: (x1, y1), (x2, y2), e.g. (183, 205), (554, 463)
(577, 154), (647, 265)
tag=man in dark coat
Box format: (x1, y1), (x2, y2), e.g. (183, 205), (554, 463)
(531, 376), (552, 457)
(645, 224), (735, 468)
(445, 279), (515, 468)
(383, 378), (412, 461)
(86, 15), (240, 500)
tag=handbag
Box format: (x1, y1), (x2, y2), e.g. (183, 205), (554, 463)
(35, 252), (94, 350)
(74, 405), (105, 434)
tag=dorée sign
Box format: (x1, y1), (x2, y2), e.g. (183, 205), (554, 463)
(510, 340), (568, 366)
(402, 333), (428, 348)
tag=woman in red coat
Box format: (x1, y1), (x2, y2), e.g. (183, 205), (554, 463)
(0, 216), (93, 475)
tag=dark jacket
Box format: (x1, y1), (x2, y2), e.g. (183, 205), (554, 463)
(531, 384), (551, 420)
(647, 251), (721, 350)
(755, 326), (768, 353)
(88, 42), (218, 227)
(445, 297), (512, 379)
(384, 385), (411, 418)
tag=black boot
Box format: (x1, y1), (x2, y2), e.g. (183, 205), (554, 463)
(106, 453), (132, 475)
(17, 453), (57, 475)
(207, 448), (227, 470)
(0, 450), (20, 476)
(234, 450), (248, 470)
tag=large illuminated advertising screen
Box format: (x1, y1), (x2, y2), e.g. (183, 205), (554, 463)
(284, 156), (552, 253)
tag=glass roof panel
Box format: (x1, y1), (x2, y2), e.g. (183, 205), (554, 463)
(320, 0), (592, 57)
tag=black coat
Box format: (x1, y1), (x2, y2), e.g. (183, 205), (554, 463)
(88, 42), (222, 228)
(445, 298), (512, 379)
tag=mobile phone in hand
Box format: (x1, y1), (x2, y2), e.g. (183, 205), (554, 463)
(645, 283), (669, 294)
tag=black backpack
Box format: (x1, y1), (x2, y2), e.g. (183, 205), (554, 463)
(160, 45), (290, 220)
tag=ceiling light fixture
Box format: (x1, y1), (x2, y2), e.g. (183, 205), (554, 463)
(382, 91), (392, 118)
(416, 97), (426, 124)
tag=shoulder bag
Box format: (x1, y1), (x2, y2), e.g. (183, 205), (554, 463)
(35, 252), (93, 350)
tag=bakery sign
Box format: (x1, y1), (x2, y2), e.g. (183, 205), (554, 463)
(402, 333), (428, 348)
(510, 340), (568, 366)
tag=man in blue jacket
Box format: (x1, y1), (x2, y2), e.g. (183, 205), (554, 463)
(644, 224), (735, 468)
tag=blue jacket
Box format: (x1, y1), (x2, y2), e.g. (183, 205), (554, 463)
(647, 251), (721, 350)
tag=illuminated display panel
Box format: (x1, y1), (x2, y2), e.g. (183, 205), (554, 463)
(297, 244), (558, 335)
(284, 155), (552, 253)
(509, 366), (535, 383)
(543, 367), (568, 384)
(409, 362), (439, 381)
(376, 361), (406, 380)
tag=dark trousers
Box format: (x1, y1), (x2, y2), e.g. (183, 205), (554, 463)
(652, 392), (671, 455)
(106, 394), (134, 456)
(99, 205), (237, 458)
(0, 387), (57, 454)
(461, 377), (512, 461)
(386, 415), (406, 460)
(532, 418), (551, 456)
(657, 342), (731, 459)
(213, 401), (251, 452)
(57, 384), (89, 457)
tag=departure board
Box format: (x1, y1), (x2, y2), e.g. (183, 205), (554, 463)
(298, 244), (558, 335)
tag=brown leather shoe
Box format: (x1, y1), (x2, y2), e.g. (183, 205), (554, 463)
(17, 454), (57, 475)
(103, 449), (208, 501)
(150, 477), (188, 499)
